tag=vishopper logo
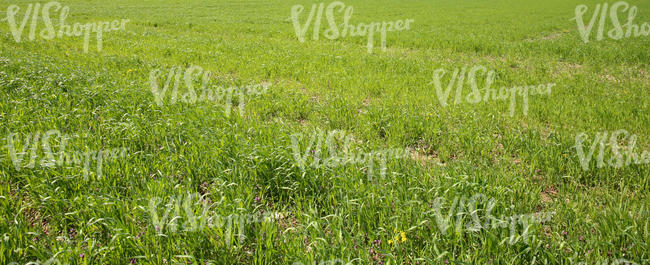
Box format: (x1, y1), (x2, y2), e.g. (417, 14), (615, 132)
(575, 130), (650, 171)
(430, 193), (554, 245)
(292, 259), (347, 265)
(1, 2), (130, 53)
(289, 129), (408, 180)
(430, 65), (554, 116)
(4, 129), (127, 180)
(9, 258), (68, 265)
(577, 258), (639, 265)
(149, 65), (270, 117)
(290, 1), (414, 53)
(572, 1), (649, 43)
(147, 192), (279, 246)
(8, 251), (68, 265)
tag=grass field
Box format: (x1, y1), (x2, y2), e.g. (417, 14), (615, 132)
(0, 0), (649, 264)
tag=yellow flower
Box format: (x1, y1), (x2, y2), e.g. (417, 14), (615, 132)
(388, 239), (393, 244)
(400, 231), (406, 242)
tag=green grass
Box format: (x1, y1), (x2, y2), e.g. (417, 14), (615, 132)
(0, 0), (648, 264)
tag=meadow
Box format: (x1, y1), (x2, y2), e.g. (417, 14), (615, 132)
(0, 0), (648, 264)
